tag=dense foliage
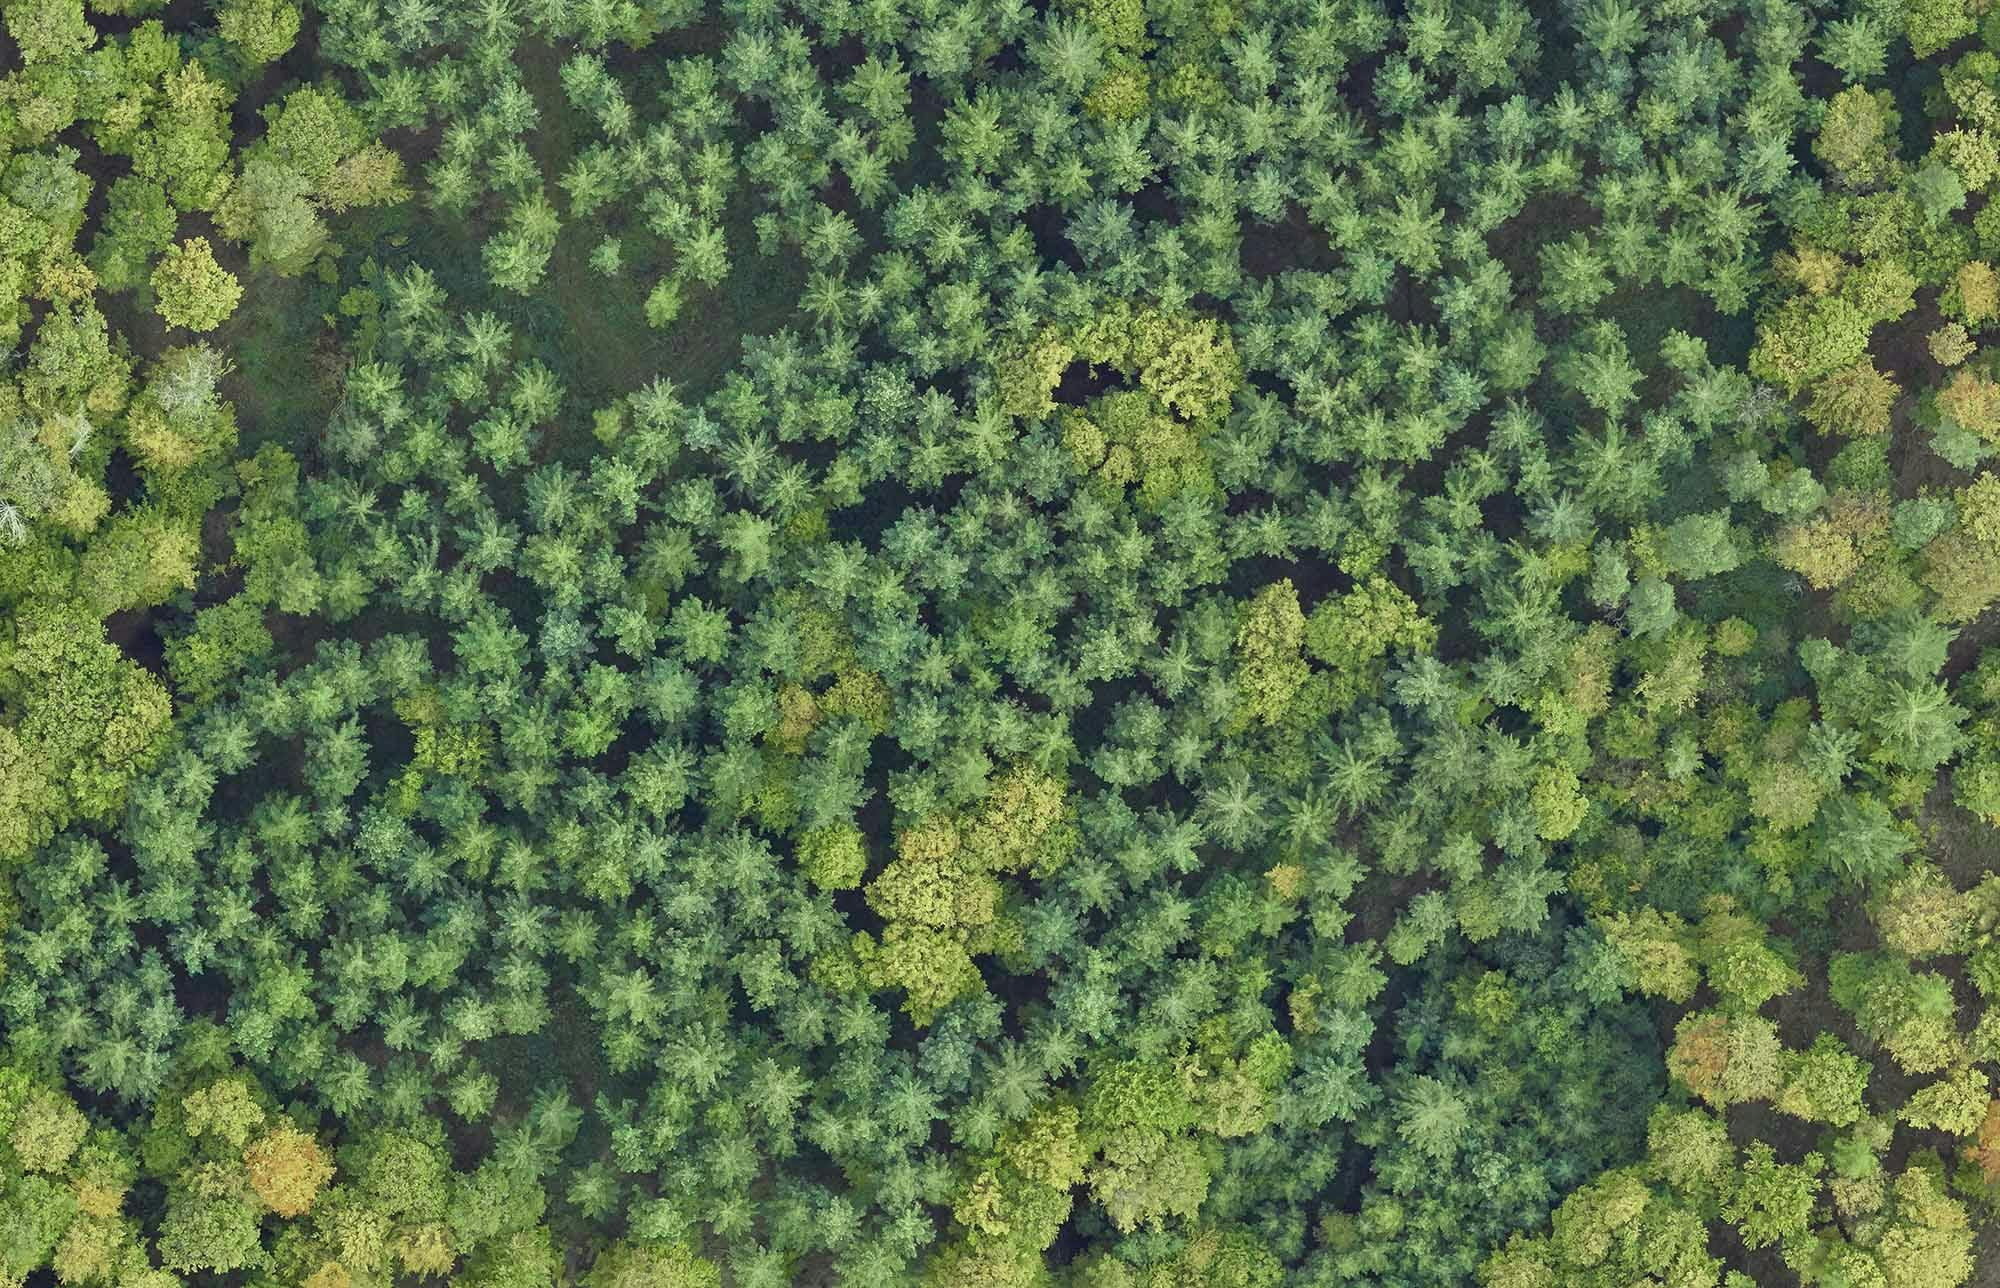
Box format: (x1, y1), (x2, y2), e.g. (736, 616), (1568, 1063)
(9, 0), (2000, 1283)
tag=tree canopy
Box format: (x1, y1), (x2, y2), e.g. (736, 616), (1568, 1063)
(8, 0), (2000, 1284)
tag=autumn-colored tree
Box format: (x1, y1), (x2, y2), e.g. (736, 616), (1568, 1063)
(1667, 1009), (1783, 1108)
(1930, 324), (1976, 367)
(1872, 864), (1969, 958)
(1947, 260), (2000, 327)
(1806, 361), (1899, 436)
(243, 1121), (334, 1217)
(1774, 491), (1891, 590)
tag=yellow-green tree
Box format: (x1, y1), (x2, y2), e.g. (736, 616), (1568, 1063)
(0, 600), (172, 861)
(1805, 362), (1899, 437)
(150, 237), (241, 331)
(1814, 87), (1901, 190)
(861, 766), (1074, 1022)
(216, 0), (300, 64)
(1304, 575), (1437, 710)
(1233, 579), (1308, 728)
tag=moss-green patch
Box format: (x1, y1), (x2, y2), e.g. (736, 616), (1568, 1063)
(505, 38), (808, 432)
(213, 268), (341, 450)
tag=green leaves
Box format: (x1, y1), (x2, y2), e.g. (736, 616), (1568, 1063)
(1, 0), (94, 67)
(1231, 580), (1307, 728)
(0, 601), (172, 855)
(12, 1), (2000, 1285)
(1393, 1074), (1471, 1162)
(149, 237), (241, 332)
(483, 194), (561, 295)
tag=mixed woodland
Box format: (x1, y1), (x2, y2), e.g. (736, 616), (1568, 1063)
(13, 0), (2000, 1283)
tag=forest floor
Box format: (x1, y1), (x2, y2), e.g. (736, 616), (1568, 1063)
(511, 40), (809, 432)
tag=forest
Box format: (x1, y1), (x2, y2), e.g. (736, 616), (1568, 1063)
(9, 0), (2000, 1283)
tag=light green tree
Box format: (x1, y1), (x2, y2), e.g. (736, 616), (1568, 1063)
(1234, 580), (1308, 728)
(216, 0), (300, 64)
(150, 238), (242, 331)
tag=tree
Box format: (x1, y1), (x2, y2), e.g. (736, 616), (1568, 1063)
(1774, 491), (1890, 590)
(216, 85), (406, 274)
(1657, 511), (1743, 580)
(8, 6), (2000, 1286)
(1752, 294), (1875, 393)
(1907, 0), (1975, 57)
(0, 601), (172, 857)
(8, 1087), (86, 1172)
(1923, 474), (2000, 620)
(1871, 1165), (1974, 1288)
(1872, 864), (1968, 958)
(1667, 1010), (1783, 1108)
(1393, 1075), (1472, 1162)
(156, 1191), (263, 1273)
(0, 414), (106, 545)
(1721, 1143), (1821, 1251)
(1947, 261), (1998, 327)
(2, 0), (94, 66)
(586, 1241), (721, 1288)
(181, 1077), (266, 1148)
(1644, 1106), (1734, 1203)
(459, 1227), (562, 1288)
(125, 343), (238, 474)
(130, 62), (235, 212)
(1816, 794), (1915, 887)
(243, 1121), (333, 1216)
(1814, 88), (1900, 190)
(1900, 1065), (1989, 1137)
(1233, 580), (1307, 728)
(19, 302), (131, 421)
(1479, 1170), (1719, 1288)
(151, 237), (242, 331)
(1600, 908), (1701, 1003)
(216, 0), (300, 64)
(1775, 1034), (1870, 1126)
(1831, 953), (1962, 1075)
(484, 196), (560, 295)
(73, 506), (203, 615)
(88, 177), (176, 292)
(1819, 14), (1890, 81)
(1929, 323), (1975, 366)
(1079, 1060), (1213, 1234)
(1806, 362), (1898, 437)
(798, 824), (868, 890)
(1912, 161), (1968, 226)
(1304, 576), (1436, 710)
(1540, 232), (1613, 314)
